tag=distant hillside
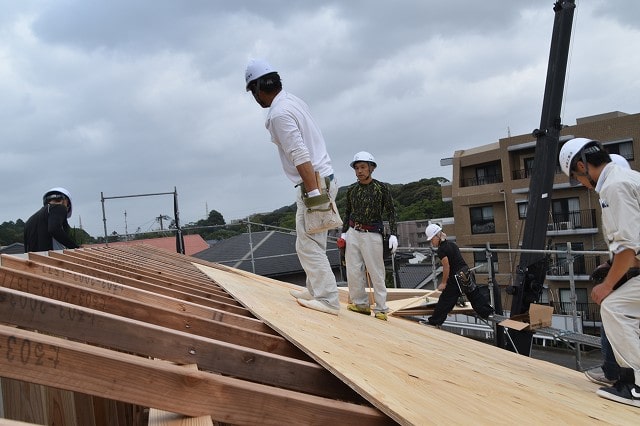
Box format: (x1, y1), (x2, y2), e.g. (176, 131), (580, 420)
(1, 178), (452, 245)
(248, 177), (453, 232)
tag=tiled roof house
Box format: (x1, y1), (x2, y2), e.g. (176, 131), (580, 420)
(194, 230), (342, 286)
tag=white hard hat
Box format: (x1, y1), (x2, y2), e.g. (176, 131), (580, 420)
(610, 154), (631, 169)
(425, 223), (442, 241)
(43, 187), (73, 218)
(245, 58), (276, 90)
(558, 137), (605, 177)
(350, 151), (377, 168)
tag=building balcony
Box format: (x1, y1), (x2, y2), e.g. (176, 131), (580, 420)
(460, 174), (503, 188)
(546, 209), (597, 234)
(546, 254), (604, 280)
(512, 165), (563, 180)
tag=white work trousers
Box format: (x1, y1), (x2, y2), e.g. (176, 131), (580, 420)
(345, 228), (388, 313)
(295, 179), (340, 310)
(600, 276), (640, 385)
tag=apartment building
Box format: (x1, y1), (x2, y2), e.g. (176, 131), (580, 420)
(438, 111), (639, 310)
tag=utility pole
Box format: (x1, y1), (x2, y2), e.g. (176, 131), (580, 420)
(157, 214), (165, 230)
(506, 0), (576, 356)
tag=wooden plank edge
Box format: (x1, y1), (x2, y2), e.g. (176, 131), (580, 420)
(148, 364), (214, 426)
(0, 325), (393, 426)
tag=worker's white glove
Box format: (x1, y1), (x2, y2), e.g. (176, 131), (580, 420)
(341, 233), (347, 242)
(388, 235), (398, 253)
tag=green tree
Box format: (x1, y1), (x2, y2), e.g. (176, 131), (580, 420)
(198, 209), (225, 226)
(0, 220), (25, 246)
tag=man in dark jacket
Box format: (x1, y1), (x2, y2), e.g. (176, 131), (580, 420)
(424, 223), (493, 326)
(24, 187), (79, 252)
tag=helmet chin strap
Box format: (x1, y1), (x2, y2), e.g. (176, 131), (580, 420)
(585, 166), (598, 188)
(255, 79), (269, 108)
(574, 152), (598, 188)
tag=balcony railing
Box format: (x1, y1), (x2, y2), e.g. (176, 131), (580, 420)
(461, 174), (503, 187)
(550, 301), (602, 323)
(512, 164), (563, 180)
(547, 254), (604, 277)
(512, 168), (534, 180)
(547, 209), (597, 231)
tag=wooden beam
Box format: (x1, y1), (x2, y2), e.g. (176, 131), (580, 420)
(66, 249), (219, 293)
(147, 364), (213, 426)
(0, 285), (359, 400)
(18, 252), (241, 314)
(48, 251), (235, 306)
(0, 266), (302, 359)
(0, 325), (392, 426)
(1, 255), (269, 334)
(94, 246), (215, 285)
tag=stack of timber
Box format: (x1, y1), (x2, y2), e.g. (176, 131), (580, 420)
(0, 245), (638, 425)
(0, 245), (387, 425)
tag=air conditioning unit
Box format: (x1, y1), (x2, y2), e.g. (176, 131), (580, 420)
(547, 223), (556, 231)
(558, 221), (573, 230)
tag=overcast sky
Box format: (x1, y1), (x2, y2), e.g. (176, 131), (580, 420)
(1, 1), (639, 238)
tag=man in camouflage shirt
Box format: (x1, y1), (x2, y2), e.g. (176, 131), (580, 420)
(340, 152), (398, 320)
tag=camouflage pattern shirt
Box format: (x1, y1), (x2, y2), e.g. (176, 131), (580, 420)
(341, 179), (397, 235)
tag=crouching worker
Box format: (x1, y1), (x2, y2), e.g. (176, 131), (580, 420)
(424, 224), (493, 326)
(340, 151), (398, 321)
(24, 187), (79, 252)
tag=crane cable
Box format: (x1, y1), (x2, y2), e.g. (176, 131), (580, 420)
(560, 0), (580, 119)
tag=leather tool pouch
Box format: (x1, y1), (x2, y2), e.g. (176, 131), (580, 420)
(454, 267), (477, 294)
(300, 173), (343, 234)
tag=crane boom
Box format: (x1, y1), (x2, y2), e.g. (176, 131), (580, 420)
(506, 0), (576, 355)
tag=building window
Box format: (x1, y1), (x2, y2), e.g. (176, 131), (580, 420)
(473, 249), (499, 273)
(539, 288), (549, 304)
(470, 206), (495, 234)
(551, 197), (581, 229)
(475, 164), (502, 185)
(606, 140), (634, 161)
(559, 288), (588, 315)
(524, 157), (535, 178)
(552, 242), (586, 275)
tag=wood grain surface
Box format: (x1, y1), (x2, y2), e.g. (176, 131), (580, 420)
(196, 263), (639, 425)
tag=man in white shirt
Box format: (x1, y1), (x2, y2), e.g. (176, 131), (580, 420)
(245, 59), (340, 315)
(559, 138), (640, 408)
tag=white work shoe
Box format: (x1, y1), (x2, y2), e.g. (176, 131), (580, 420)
(296, 298), (339, 315)
(289, 288), (313, 300)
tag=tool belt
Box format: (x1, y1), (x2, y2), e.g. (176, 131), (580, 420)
(614, 267), (640, 290)
(348, 220), (383, 233)
(454, 266), (477, 294)
(626, 267), (640, 280)
(592, 261), (640, 290)
(299, 172), (342, 234)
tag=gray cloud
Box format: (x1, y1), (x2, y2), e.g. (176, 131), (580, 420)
(1, 0), (638, 238)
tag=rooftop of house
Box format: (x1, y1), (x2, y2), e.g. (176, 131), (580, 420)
(0, 242), (25, 255)
(85, 233), (210, 256)
(194, 230), (341, 277)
